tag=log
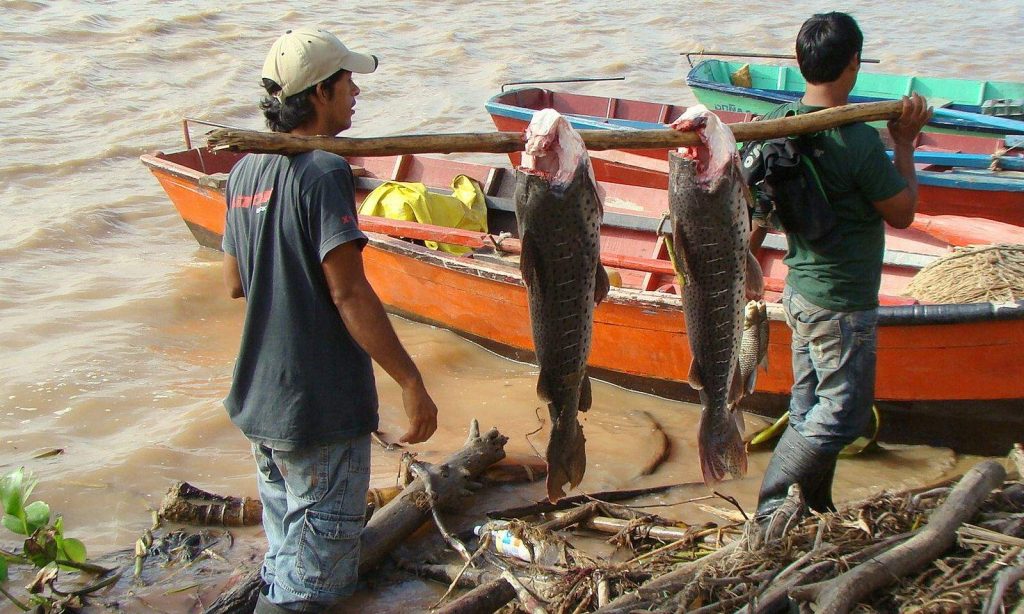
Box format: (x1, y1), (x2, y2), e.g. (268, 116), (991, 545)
(204, 566), (262, 614)
(790, 460), (1006, 614)
(398, 560), (498, 589)
(433, 578), (518, 614)
(358, 422), (508, 574)
(206, 100), (904, 157)
(203, 420), (509, 614)
(159, 482), (263, 526)
(537, 501), (602, 532)
(159, 481), (403, 526)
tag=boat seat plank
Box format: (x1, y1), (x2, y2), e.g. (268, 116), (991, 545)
(641, 235), (670, 292)
(198, 173), (228, 190)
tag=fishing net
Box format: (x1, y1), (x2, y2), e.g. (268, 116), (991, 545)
(904, 244), (1024, 303)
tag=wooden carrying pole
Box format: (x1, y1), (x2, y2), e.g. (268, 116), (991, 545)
(206, 100), (904, 157)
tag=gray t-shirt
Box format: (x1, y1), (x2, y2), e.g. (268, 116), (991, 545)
(222, 150), (378, 449)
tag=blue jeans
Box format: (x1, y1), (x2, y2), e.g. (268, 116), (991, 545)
(252, 435), (371, 612)
(783, 286), (877, 455)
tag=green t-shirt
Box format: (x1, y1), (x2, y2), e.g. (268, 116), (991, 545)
(761, 102), (907, 311)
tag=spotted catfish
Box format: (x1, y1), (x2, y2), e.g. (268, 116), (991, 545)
(668, 105), (764, 485)
(515, 109), (610, 502)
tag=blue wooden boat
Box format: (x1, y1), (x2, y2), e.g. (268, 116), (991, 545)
(486, 87), (1024, 226)
(685, 58), (1024, 138)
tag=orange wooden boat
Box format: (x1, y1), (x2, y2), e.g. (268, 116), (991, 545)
(141, 122), (1024, 455)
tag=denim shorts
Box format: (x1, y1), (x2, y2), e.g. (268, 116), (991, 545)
(782, 286), (878, 454)
(252, 434), (371, 612)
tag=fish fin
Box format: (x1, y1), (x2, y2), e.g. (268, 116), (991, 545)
(578, 372), (592, 413)
(687, 360), (704, 390)
(536, 371), (555, 404)
(758, 302), (770, 372)
(744, 368), (759, 396)
(594, 265), (610, 305)
(733, 407), (746, 437)
(744, 250), (764, 300)
(668, 229), (693, 282)
(698, 405), (748, 486)
(545, 410), (587, 503)
(728, 362), (745, 406)
(518, 232), (544, 291)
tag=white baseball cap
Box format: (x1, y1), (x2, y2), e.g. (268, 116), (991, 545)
(261, 28), (378, 99)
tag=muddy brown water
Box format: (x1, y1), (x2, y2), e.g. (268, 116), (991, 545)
(1, 1), (1019, 611)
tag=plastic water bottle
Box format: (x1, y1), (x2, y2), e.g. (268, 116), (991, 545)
(473, 522), (563, 566)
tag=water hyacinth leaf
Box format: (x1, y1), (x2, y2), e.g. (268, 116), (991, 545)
(2, 513), (26, 536)
(0, 468), (26, 516)
(59, 538), (87, 564)
(24, 501), (50, 535)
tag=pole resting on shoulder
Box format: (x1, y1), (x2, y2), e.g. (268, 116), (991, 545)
(206, 100), (905, 157)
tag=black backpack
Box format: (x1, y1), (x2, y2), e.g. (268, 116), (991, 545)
(739, 131), (839, 251)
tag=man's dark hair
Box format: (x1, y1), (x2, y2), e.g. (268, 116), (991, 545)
(259, 69), (347, 133)
(795, 12), (863, 84)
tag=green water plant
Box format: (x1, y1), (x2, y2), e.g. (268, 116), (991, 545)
(0, 467), (94, 610)
(1, 467), (87, 568)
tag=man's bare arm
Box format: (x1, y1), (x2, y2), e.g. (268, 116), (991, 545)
(321, 242), (438, 444)
(874, 94), (933, 229)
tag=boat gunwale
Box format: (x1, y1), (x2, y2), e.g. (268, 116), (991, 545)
(144, 145), (1024, 328)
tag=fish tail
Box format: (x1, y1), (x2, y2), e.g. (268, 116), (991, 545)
(545, 406), (587, 503)
(698, 405), (748, 485)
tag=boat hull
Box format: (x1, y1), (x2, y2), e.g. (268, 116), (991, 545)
(141, 148), (1024, 455)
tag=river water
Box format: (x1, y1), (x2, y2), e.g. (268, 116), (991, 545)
(1, 1), (1020, 611)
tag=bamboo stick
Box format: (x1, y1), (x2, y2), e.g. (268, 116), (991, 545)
(581, 516), (692, 541)
(206, 100), (905, 157)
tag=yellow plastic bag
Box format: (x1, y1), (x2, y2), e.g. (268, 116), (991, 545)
(358, 174), (487, 255)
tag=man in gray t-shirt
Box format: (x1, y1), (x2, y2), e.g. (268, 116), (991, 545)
(222, 28), (438, 614)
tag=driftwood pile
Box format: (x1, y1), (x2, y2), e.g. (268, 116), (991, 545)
(141, 433), (1023, 614)
(407, 454), (1023, 613)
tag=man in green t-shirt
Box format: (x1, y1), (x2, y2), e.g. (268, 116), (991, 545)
(751, 12), (931, 520)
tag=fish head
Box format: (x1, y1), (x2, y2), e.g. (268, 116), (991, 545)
(744, 299), (760, 324)
(520, 108), (596, 188)
(743, 299), (768, 329)
(671, 105), (738, 189)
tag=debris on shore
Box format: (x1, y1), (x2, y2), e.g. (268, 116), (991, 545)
(407, 451), (1022, 613)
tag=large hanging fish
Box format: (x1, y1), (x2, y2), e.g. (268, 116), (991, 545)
(668, 106), (763, 484)
(514, 109), (610, 502)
